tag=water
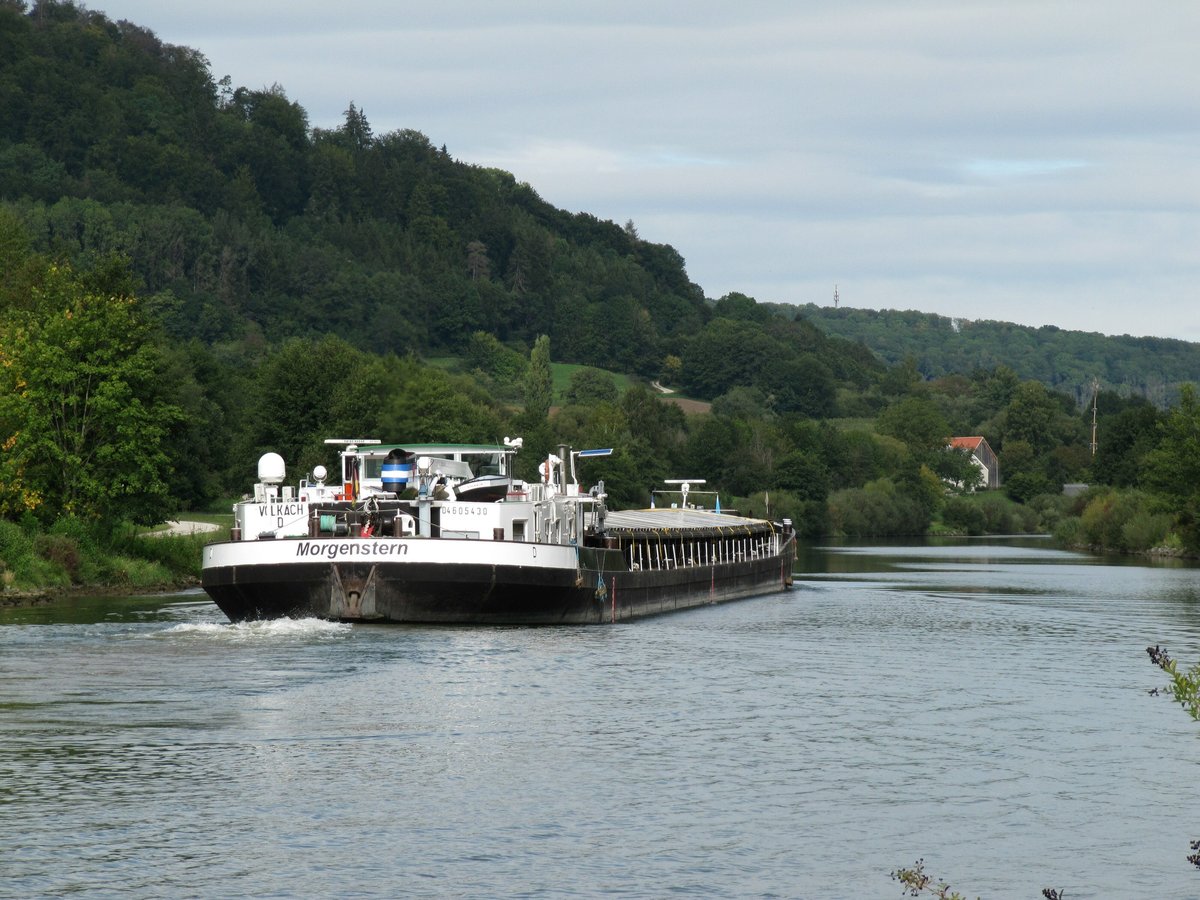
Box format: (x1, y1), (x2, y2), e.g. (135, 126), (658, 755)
(3, 538), (1200, 898)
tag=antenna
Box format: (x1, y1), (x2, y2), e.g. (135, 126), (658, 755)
(568, 447), (612, 485)
(663, 478), (705, 508)
(833, 284), (839, 309)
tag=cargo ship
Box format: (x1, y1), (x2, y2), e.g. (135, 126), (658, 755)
(201, 438), (796, 624)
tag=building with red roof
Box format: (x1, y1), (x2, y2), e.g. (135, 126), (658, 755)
(948, 436), (1000, 489)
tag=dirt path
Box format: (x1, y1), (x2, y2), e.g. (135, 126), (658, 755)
(146, 520), (221, 537)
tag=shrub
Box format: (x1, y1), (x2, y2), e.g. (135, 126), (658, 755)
(940, 492), (1041, 536)
(1121, 510), (1173, 552)
(1071, 488), (1165, 552)
(827, 478), (932, 537)
(106, 555), (174, 588)
(1028, 493), (1074, 531)
(0, 520), (72, 589)
(0, 519), (35, 569)
(34, 533), (81, 582)
(941, 497), (987, 535)
(1054, 516), (1083, 547)
(122, 532), (208, 579)
(1003, 471), (1058, 504)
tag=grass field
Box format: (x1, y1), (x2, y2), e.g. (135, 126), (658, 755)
(422, 354), (708, 410)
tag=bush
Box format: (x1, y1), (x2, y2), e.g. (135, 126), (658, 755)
(0, 520), (71, 589)
(1004, 471), (1059, 504)
(34, 533), (81, 582)
(1054, 516), (1083, 546)
(739, 491), (827, 538)
(0, 519), (35, 569)
(106, 555), (174, 588)
(120, 531), (209, 579)
(0, 514), (207, 591)
(941, 492), (1040, 535)
(942, 497), (987, 535)
(1121, 510), (1173, 552)
(1028, 493), (1074, 531)
(828, 478), (932, 537)
(1069, 488), (1168, 552)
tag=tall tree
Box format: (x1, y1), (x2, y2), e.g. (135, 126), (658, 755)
(523, 334), (552, 420)
(1142, 383), (1200, 551)
(876, 395), (950, 461)
(0, 260), (180, 524)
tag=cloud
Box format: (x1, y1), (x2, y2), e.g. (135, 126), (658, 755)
(91, 0), (1200, 340)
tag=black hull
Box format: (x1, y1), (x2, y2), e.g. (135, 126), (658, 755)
(202, 540), (796, 625)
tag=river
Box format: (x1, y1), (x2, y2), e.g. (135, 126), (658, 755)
(3, 538), (1199, 898)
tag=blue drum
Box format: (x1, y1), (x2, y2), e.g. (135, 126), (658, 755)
(381, 449), (413, 495)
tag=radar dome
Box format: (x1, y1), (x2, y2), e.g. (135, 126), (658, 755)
(257, 452), (286, 484)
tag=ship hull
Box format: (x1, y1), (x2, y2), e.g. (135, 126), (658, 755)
(201, 536), (795, 625)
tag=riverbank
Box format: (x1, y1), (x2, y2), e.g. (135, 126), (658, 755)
(0, 589), (54, 608)
(1, 576), (202, 609)
(0, 517), (221, 602)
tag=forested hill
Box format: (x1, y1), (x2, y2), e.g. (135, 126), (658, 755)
(2, 0), (1188, 414)
(794, 304), (1200, 407)
(0, 0), (881, 398)
(0, 2), (715, 369)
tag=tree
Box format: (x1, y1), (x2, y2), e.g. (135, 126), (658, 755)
(0, 261), (180, 525)
(1093, 399), (1161, 487)
(876, 395), (950, 461)
(563, 366), (618, 406)
(341, 101), (373, 151)
(712, 291), (769, 323)
(523, 334), (552, 420)
(680, 318), (779, 399)
(1003, 381), (1060, 453)
(763, 355), (837, 417)
(773, 450), (830, 502)
(1141, 383), (1200, 551)
(464, 330), (526, 384)
(242, 335), (367, 473)
(466, 240), (490, 280)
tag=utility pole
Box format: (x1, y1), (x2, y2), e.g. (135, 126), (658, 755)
(1090, 378), (1100, 456)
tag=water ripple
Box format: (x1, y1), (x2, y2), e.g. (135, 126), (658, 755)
(3, 544), (1200, 897)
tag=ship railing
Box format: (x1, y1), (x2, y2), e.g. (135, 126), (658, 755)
(621, 532), (780, 572)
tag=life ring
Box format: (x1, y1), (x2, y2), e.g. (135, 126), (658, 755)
(540, 460), (552, 483)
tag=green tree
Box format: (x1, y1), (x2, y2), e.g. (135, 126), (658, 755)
(1142, 383), (1200, 551)
(1093, 399), (1161, 487)
(523, 334), (552, 420)
(375, 358), (503, 446)
(464, 330), (526, 385)
(1003, 381), (1061, 453)
(563, 366), (618, 406)
(763, 354), (837, 417)
(773, 450), (830, 502)
(712, 291), (770, 323)
(876, 395), (950, 461)
(680, 318), (779, 399)
(0, 261), (180, 524)
(242, 334), (367, 474)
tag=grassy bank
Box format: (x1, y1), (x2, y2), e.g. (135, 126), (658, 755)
(0, 516), (227, 599)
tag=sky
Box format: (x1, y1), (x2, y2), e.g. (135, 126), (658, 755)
(90, 1), (1200, 341)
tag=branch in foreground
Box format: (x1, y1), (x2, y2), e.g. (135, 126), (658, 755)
(891, 858), (1066, 898)
(1147, 645), (1200, 869)
(891, 859), (974, 899)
